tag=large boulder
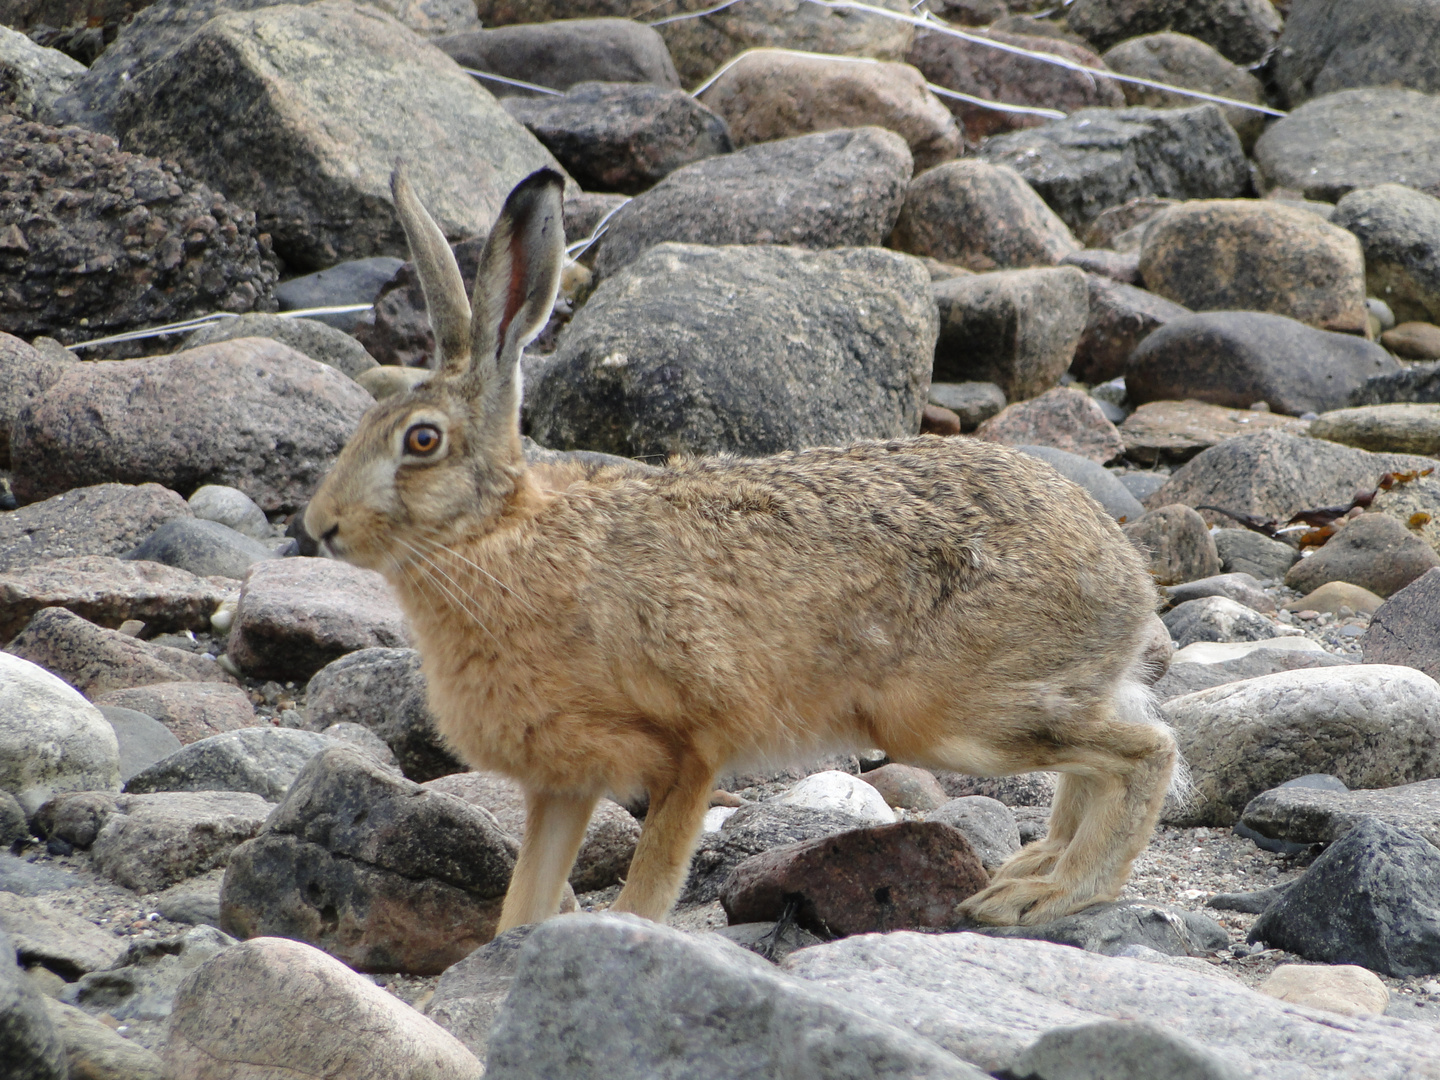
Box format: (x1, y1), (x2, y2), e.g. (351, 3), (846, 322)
(0, 25), (84, 124)
(1241, 776), (1440, 850)
(0, 334), (72, 470)
(1363, 566), (1440, 680)
(1272, 0), (1440, 107)
(527, 243), (936, 459)
(10, 338), (373, 512)
(182, 313), (378, 381)
(1065, 0), (1282, 64)
(0, 483), (191, 571)
(89, 790), (274, 892)
(125, 727), (340, 801)
(592, 127), (913, 278)
(109, 1), (569, 270)
(1331, 183), (1440, 327)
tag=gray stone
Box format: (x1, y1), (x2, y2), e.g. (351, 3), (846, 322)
(503, 81), (732, 196)
(33, 791), (125, 850)
(0, 25), (84, 124)
(422, 925), (534, 1061)
(484, 914), (987, 1080)
(528, 243), (936, 459)
(151, 869), (225, 928)
(122, 518), (281, 582)
(186, 485), (271, 542)
(1123, 505), (1221, 585)
(11, 338), (374, 513)
(1254, 88), (1440, 203)
(94, 682), (257, 746)
(978, 105), (1248, 234)
(304, 647), (464, 783)
(961, 900), (1228, 958)
(1351, 361), (1440, 406)
(1332, 184), (1440, 327)
(107, 1), (570, 270)
(1242, 777), (1440, 851)
(974, 386), (1124, 465)
(932, 267), (1089, 401)
(859, 763), (949, 812)
(183, 314), (378, 380)
(90, 790), (273, 892)
(1015, 445), (1145, 522)
(1364, 567), (1440, 679)
(319, 722), (399, 768)
(1162, 664), (1440, 825)
(0, 789), (26, 848)
(1070, 275), (1189, 385)
(1164, 572), (1275, 613)
(1285, 513), (1440, 598)
(1249, 818), (1440, 977)
(1152, 646), (1355, 703)
(0, 652), (120, 817)
(39, 995), (168, 1080)
(1213, 528), (1300, 580)
(98, 706), (183, 785)
(274, 256), (406, 332)
(62, 925), (236, 1024)
(593, 127), (912, 278)
(0, 333), (73, 471)
(1273, 0), (1440, 107)
(1127, 312), (1399, 416)
(934, 771), (1059, 809)
(1117, 471), (1169, 502)
(125, 727), (337, 801)
(1162, 594), (1283, 648)
(227, 557), (410, 682)
(928, 382), (1006, 432)
(926, 796), (1020, 871)
(0, 855), (76, 896)
(0, 930), (67, 1080)
(0, 483), (191, 573)
(0, 893), (127, 978)
(1010, 1019), (1243, 1080)
(1065, 0), (1282, 64)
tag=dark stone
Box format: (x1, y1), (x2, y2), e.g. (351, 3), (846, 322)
(1121, 504), (1220, 585)
(1014, 445), (1144, 521)
(1273, 0), (1440, 107)
(1127, 311), (1400, 416)
(273, 256), (406, 331)
(352, 236), (485, 369)
(928, 382), (1006, 433)
(1248, 818), (1440, 977)
(527, 243), (935, 460)
(503, 81), (731, 196)
(1206, 883), (1293, 914)
(1332, 184), (1440, 328)
(1152, 647), (1354, 702)
(1161, 594), (1282, 647)
(1285, 513), (1440, 599)
(1350, 361), (1440, 407)
(0, 930), (67, 1080)
(977, 105), (1248, 234)
(1213, 527), (1299, 580)
(0, 334), (73, 470)
(1010, 1019), (1244, 1080)
(1070, 275), (1189, 385)
(592, 127), (912, 279)
(1241, 777), (1440, 851)
(1164, 571), (1274, 613)
(123, 518), (281, 581)
(1363, 566), (1440, 679)
(1066, 0), (1282, 64)
(961, 900), (1229, 957)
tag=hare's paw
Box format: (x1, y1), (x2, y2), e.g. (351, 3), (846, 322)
(987, 840), (1063, 883)
(959, 876), (1099, 927)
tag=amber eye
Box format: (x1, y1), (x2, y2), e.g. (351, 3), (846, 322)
(404, 423), (442, 457)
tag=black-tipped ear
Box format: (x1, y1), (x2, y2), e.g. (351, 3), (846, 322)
(391, 163), (472, 374)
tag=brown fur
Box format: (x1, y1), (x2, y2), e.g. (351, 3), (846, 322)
(306, 168), (1178, 932)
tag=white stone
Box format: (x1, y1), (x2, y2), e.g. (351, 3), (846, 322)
(702, 806), (738, 834)
(187, 485), (272, 541)
(1171, 637), (1327, 664)
(0, 653), (120, 816)
(775, 770), (898, 825)
(1258, 964), (1390, 1018)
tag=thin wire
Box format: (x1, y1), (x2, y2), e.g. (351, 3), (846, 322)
(566, 199), (632, 259)
(66, 304), (374, 350)
(927, 84), (1066, 118)
(461, 67), (564, 96)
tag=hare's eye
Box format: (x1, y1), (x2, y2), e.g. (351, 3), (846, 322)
(404, 423), (442, 457)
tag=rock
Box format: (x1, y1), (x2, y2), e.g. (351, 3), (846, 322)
(0, 893), (127, 977)
(122, 518), (282, 581)
(932, 267), (1089, 400)
(108, 1), (569, 271)
(227, 558), (409, 682)
(422, 925), (533, 1061)
(433, 18), (679, 97)
(1141, 430), (1438, 524)
(0, 555), (236, 642)
(40, 995), (168, 1080)
(1129, 311), (1401, 417)
(221, 747), (517, 973)
(1139, 200), (1368, 334)
(1116, 471), (1169, 502)
(1165, 572), (1274, 613)
(936, 771), (1060, 810)
(0, 789), (29, 847)
(304, 647), (464, 782)
(1273, 0), (1440, 107)
(926, 796), (1020, 871)
(1161, 595), (1282, 648)
(1011, 1019), (1243, 1080)
(0, 652), (119, 817)
(1118, 400), (1309, 466)
(93, 682), (257, 746)
(483, 913), (986, 1080)
(1082, 195), (1179, 250)
(1162, 665), (1440, 825)
(929, 381), (1006, 432)
(151, 870), (226, 928)
(1351, 360), (1440, 407)
(592, 127), (912, 279)
(1152, 645), (1355, 702)
(1333, 184), (1440, 328)
(1249, 819), (1440, 976)
(959, 901), (1228, 957)
(1122, 505), (1221, 585)
(62, 924), (235, 1030)
(1241, 776), (1440, 851)
(186, 485), (272, 542)
(1015, 444), (1144, 521)
(1369, 472), (1440, 558)
(1065, 0), (1281, 64)
(859, 763), (948, 811)
(1285, 580), (1386, 617)
(424, 771), (641, 893)
(0, 333), (73, 470)
(697, 50), (959, 171)
(163, 935), (481, 1079)
(528, 243), (935, 458)
(1063, 247), (1141, 284)
(719, 821), (988, 936)
(0, 116), (278, 348)
(11, 338), (374, 513)
(683, 801), (875, 905)
(1363, 567), (1440, 679)
(89, 791), (272, 892)
(775, 771), (897, 826)
(273, 255), (406, 332)
(1285, 513), (1440, 598)
(975, 386), (1124, 464)
(0, 26), (84, 124)
(125, 727), (338, 801)
(1070, 277), (1189, 386)
(0, 930), (67, 1080)
(182, 314), (378, 381)
(978, 105), (1248, 234)
(1255, 88), (1440, 203)
(0, 483), (191, 572)
(906, 26), (1122, 144)
(1102, 32), (1267, 148)
(1383, 322), (1440, 360)
(503, 82), (731, 196)
(1169, 638), (1329, 664)
(97, 705), (183, 784)
(5, 607), (237, 699)
(351, 235), (486, 369)
(1257, 964), (1390, 1018)
(1213, 527), (1300, 580)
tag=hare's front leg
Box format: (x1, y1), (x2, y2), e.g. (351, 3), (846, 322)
(610, 756), (716, 922)
(497, 789), (600, 933)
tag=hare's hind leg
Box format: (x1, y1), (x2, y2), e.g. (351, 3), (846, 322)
(610, 755), (716, 922)
(497, 789), (600, 933)
(986, 771), (1100, 883)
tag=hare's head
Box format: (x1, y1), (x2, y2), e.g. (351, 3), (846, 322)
(306, 167), (565, 571)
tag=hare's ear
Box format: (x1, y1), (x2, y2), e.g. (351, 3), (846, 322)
(466, 168), (566, 407)
(391, 164), (472, 376)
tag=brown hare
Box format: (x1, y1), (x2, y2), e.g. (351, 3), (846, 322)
(305, 166), (1179, 933)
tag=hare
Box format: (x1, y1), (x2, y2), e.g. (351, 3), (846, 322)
(305, 166), (1179, 932)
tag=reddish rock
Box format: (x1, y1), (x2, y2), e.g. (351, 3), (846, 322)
(858, 763), (948, 811)
(975, 386), (1124, 464)
(0, 333), (73, 469)
(94, 681), (258, 745)
(920, 404), (962, 437)
(719, 821), (989, 937)
(1118, 399), (1309, 466)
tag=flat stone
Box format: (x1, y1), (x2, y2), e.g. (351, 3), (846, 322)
(1152, 645), (1354, 702)
(928, 382), (1006, 432)
(273, 256), (406, 333)
(1124, 505), (1221, 586)
(93, 682), (257, 746)
(1383, 323), (1440, 360)
(125, 727), (338, 802)
(1258, 964), (1390, 1018)
(1242, 777), (1440, 851)
(1165, 572), (1274, 613)
(975, 387), (1124, 464)
(0, 893), (126, 978)
(1311, 403), (1440, 457)
(1213, 527), (1300, 580)
(1364, 566), (1440, 679)
(1162, 664), (1440, 825)
(1070, 277), (1189, 386)
(1284, 513), (1440, 599)
(0, 483), (191, 574)
(1168, 638), (1327, 664)
(1119, 400), (1309, 466)
(1015, 444), (1144, 521)
(1273, 0), (1440, 107)
(1065, 0), (1282, 64)
(1284, 580), (1385, 616)
(90, 790), (274, 892)
(925, 796), (1020, 871)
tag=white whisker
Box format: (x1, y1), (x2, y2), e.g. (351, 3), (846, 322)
(394, 538), (505, 647)
(411, 530), (540, 616)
